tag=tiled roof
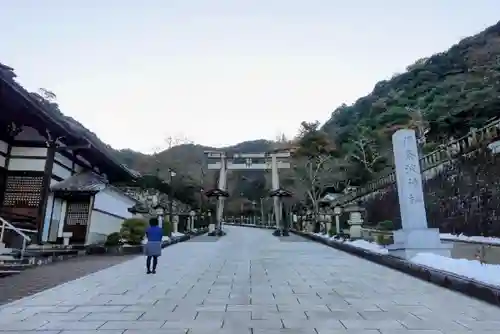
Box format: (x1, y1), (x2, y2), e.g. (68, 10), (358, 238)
(51, 172), (107, 192)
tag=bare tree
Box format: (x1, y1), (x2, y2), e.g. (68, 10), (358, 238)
(164, 135), (193, 149)
(38, 88), (57, 102)
(292, 155), (348, 222)
(347, 128), (384, 175)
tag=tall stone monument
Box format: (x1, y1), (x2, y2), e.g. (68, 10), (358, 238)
(388, 129), (451, 259)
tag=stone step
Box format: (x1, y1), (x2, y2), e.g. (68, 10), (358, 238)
(0, 270), (21, 278)
(0, 262), (34, 271)
(0, 247), (14, 255)
(0, 255), (15, 261)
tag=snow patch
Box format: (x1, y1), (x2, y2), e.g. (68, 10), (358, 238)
(440, 233), (500, 245)
(411, 253), (500, 287)
(344, 239), (389, 254)
(312, 231), (500, 287)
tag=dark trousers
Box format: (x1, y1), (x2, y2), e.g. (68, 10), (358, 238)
(146, 256), (158, 272)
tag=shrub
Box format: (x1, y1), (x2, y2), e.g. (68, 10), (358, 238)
(328, 226), (337, 237)
(120, 218), (148, 245)
(375, 234), (393, 247)
(105, 232), (122, 247)
(162, 220), (172, 236)
(378, 220), (394, 231)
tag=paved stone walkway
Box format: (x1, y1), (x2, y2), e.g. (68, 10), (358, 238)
(0, 226), (498, 334)
(0, 255), (136, 305)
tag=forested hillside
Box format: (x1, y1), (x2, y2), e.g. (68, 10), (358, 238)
(320, 21), (500, 183)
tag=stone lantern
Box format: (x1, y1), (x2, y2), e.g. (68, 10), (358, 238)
(269, 187), (292, 236)
(305, 210), (313, 232)
(343, 202), (365, 239)
(172, 214), (179, 234)
(189, 210), (196, 232)
(153, 204), (165, 229)
(333, 206), (342, 236)
(325, 210), (333, 235)
(204, 188), (229, 234)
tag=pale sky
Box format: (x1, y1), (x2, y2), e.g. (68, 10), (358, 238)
(1, 1), (498, 153)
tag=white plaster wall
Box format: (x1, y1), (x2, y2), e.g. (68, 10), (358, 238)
(42, 194), (55, 242)
(8, 158), (45, 171)
(87, 210), (124, 244)
(0, 140), (8, 154)
(11, 147), (47, 157)
(93, 188), (135, 219)
(87, 188), (135, 244)
(0, 139), (6, 167)
(52, 163), (72, 179)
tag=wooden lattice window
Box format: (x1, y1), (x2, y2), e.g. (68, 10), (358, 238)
(3, 175), (43, 207)
(65, 202), (90, 226)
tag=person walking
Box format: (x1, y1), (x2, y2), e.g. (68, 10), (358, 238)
(145, 217), (163, 274)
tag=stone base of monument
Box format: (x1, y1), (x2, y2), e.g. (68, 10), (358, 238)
(208, 223), (215, 233)
(388, 228), (452, 260)
(349, 224), (363, 239)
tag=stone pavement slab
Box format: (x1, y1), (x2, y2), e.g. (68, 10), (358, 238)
(0, 255), (135, 305)
(0, 226), (498, 333)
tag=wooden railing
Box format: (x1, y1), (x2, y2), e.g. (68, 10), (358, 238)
(0, 216), (31, 260)
(332, 118), (500, 206)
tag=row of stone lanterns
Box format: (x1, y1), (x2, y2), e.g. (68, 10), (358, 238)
(295, 203), (364, 239)
(152, 206), (212, 234)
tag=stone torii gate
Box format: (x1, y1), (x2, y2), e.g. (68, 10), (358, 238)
(205, 150), (291, 232)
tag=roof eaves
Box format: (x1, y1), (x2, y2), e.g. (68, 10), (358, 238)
(0, 71), (135, 179)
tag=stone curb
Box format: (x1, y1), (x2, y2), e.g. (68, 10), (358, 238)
(225, 223), (274, 229)
(228, 223), (500, 307)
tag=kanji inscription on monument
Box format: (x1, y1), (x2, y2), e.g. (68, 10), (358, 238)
(393, 129), (427, 230)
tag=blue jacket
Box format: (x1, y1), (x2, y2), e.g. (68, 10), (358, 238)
(146, 226), (163, 242)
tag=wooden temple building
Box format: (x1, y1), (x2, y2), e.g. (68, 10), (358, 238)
(0, 62), (140, 248)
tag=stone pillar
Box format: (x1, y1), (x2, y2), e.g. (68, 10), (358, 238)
(216, 155), (227, 231)
(208, 212), (215, 232)
(333, 206), (342, 236)
(325, 215), (332, 235)
(271, 154), (281, 230)
(173, 215), (179, 234)
(347, 211), (363, 239)
(158, 215), (163, 229)
(388, 129), (451, 259)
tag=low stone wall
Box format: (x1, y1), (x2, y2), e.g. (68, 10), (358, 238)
(360, 227), (393, 242)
